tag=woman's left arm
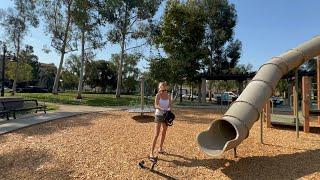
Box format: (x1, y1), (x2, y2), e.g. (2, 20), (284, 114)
(168, 93), (173, 111)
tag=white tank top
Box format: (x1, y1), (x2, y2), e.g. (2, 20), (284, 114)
(155, 98), (169, 115)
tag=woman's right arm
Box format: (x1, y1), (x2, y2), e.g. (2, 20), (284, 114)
(154, 94), (162, 110)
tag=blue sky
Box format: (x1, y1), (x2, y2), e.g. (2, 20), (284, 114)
(1, 0), (320, 70)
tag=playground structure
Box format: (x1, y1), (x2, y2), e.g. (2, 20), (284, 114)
(197, 36), (320, 157)
(127, 75), (155, 115)
(262, 69), (301, 138)
(301, 74), (320, 132)
(262, 59), (320, 134)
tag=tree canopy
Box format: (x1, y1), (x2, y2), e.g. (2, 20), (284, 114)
(0, 0), (39, 94)
(96, 0), (163, 97)
(153, 0), (207, 84)
(201, 0), (242, 75)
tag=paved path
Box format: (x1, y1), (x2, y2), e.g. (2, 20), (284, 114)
(0, 104), (126, 135)
(0, 103), (295, 135)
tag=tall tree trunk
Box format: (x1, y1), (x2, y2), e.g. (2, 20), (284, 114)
(179, 83), (182, 103)
(201, 78), (206, 103)
(12, 40), (20, 96)
(52, 1), (72, 94)
(115, 35), (125, 98)
(115, 8), (128, 99)
(77, 30), (85, 99)
(191, 84), (194, 102)
(198, 83), (201, 103)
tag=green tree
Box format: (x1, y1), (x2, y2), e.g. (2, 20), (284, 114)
(39, 0), (76, 94)
(85, 60), (117, 92)
(65, 54), (81, 76)
(122, 76), (137, 94)
(141, 71), (158, 96)
(0, 0), (39, 95)
(84, 60), (99, 89)
(6, 61), (33, 82)
(201, 0), (241, 74)
(231, 63), (253, 74)
(155, 1), (207, 101)
(213, 80), (236, 92)
(158, 1), (207, 82)
(61, 69), (79, 90)
(20, 45), (40, 83)
(148, 57), (173, 83)
(97, 0), (163, 98)
(110, 53), (141, 93)
(72, 0), (104, 99)
(207, 80), (214, 101)
(276, 79), (288, 96)
(38, 65), (56, 91)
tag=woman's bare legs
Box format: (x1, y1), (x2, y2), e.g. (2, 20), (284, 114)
(150, 122), (161, 157)
(159, 122), (168, 152)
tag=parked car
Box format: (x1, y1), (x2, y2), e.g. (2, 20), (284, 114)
(182, 94), (198, 100)
(269, 96), (284, 106)
(189, 94), (198, 100)
(17, 86), (49, 93)
(215, 91), (238, 104)
(182, 94), (189, 99)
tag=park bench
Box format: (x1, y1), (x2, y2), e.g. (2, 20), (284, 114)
(1, 99), (47, 119)
(0, 107), (10, 120)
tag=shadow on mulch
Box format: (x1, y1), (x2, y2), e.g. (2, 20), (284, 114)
(0, 148), (72, 179)
(150, 171), (176, 180)
(14, 113), (107, 137)
(141, 165), (177, 180)
(221, 149), (320, 179)
(164, 149), (320, 179)
(160, 153), (232, 171)
(132, 115), (154, 123)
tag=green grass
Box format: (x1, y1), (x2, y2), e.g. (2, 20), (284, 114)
(7, 93), (142, 107)
(5, 93), (220, 107)
(46, 103), (59, 111)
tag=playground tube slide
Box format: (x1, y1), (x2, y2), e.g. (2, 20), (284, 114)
(197, 36), (320, 157)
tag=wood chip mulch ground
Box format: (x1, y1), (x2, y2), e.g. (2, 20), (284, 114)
(0, 108), (320, 179)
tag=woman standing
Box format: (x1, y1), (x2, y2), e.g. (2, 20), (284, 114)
(150, 82), (172, 160)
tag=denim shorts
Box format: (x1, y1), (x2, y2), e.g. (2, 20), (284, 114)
(154, 115), (165, 123)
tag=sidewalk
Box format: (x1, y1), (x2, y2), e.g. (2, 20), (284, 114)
(0, 103), (294, 135)
(0, 104), (125, 135)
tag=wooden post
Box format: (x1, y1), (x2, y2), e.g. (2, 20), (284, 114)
(293, 85), (297, 117)
(265, 101), (271, 128)
(294, 69), (299, 138)
(260, 112), (263, 144)
(140, 76), (145, 116)
(317, 56), (320, 124)
(288, 81), (293, 107)
(302, 76), (310, 133)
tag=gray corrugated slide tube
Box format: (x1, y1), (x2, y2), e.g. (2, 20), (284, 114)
(197, 36), (320, 157)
